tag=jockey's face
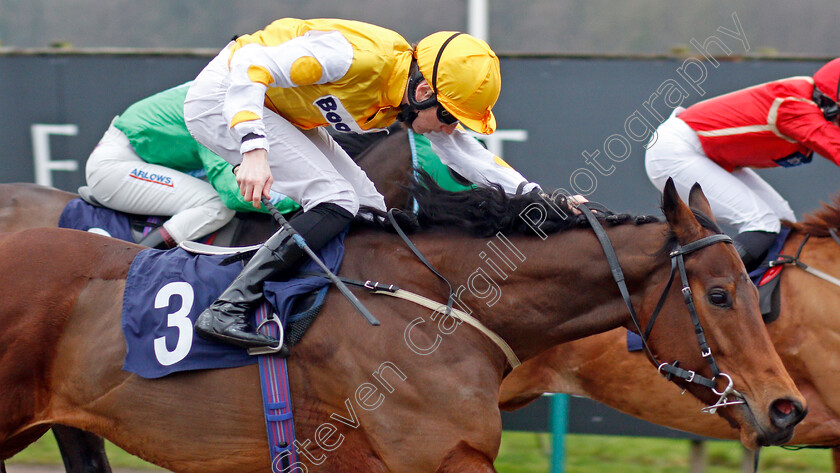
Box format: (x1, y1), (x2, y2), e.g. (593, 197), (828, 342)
(411, 107), (459, 135)
(409, 81), (458, 135)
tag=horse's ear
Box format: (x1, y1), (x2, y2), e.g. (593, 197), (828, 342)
(662, 178), (704, 242)
(688, 183), (718, 225)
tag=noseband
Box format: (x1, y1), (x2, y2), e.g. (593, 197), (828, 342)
(578, 203), (745, 414)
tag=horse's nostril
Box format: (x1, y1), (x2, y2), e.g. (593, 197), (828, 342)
(774, 399), (794, 416)
(770, 398), (806, 430)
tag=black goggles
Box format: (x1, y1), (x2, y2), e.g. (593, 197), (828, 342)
(437, 105), (459, 125)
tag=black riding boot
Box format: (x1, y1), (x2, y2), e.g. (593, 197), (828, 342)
(194, 203), (353, 348)
(733, 230), (778, 272)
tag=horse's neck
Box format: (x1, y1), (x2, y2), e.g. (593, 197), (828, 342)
(475, 226), (666, 362)
(772, 231), (837, 337)
(354, 130), (413, 209)
(362, 224), (667, 364)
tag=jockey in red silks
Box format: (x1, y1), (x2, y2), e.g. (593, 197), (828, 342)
(184, 19), (540, 349)
(646, 58), (840, 271)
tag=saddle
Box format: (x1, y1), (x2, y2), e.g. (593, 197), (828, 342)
(748, 228), (791, 325)
(70, 187), (326, 350)
(77, 185), (276, 247)
(177, 240), (328, 349)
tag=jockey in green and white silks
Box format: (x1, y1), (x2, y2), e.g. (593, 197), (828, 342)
(85, 82), (300, 248)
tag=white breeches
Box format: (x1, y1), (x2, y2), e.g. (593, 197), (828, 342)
(645, 113), (795, 233)
(183, 47), (386, 216)
(85, 123), (235, 243)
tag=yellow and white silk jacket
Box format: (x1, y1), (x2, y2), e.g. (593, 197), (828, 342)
(225, 18), (412, 139)
(224, 18), (536, 194)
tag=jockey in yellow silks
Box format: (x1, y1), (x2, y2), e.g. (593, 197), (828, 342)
(184, 18), (539, 348)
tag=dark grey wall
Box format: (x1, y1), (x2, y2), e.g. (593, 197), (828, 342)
(0, 52), (835, 219)
(501, 394), (708, 440)
(0, 53), (209, 190)
(494, 56), (833, 218)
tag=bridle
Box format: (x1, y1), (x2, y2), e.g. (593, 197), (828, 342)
(578, 203), (745, 414)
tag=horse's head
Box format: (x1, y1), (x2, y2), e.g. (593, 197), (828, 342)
(641, 178), (806, 447)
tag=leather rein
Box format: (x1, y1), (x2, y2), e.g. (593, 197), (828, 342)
(378, 202), (743, 415)
(770, 231), (840, 287)
(303, 204), (746, 412)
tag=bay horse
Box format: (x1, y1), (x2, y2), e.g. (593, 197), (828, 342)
(0, 130), (414, 473)
(340, 129), (840, 469)
(498, 195), (840, 471)
(0, 179), (804, 472)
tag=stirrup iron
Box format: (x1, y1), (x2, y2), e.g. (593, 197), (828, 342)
(247, 312), (286, 356)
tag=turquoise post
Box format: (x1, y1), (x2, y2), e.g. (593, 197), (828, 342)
(550, 394), (569, 473)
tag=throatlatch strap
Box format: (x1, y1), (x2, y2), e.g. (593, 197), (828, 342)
(644, 258), (677, 339)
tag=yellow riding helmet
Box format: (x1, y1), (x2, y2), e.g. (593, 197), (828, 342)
(415, 32), (501, 134)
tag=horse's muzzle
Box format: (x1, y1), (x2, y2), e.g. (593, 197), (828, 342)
(760, 398), (808, 446)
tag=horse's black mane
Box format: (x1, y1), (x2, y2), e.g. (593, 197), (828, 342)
(360, 171), (659, 237)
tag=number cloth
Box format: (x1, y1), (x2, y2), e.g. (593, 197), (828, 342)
(121, 236), (344, 378)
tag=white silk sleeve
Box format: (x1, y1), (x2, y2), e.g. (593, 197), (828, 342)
(425, 130), (540, 194)
(224, 31), (354, 151)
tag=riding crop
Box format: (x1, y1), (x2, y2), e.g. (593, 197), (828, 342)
(260, 197), (380, 326)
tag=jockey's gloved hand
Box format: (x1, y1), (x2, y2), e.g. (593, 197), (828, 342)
(386, 208), (420, 234)
(356, 206), (420, 234)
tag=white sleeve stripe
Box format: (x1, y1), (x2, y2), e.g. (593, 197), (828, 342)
(223, 31), (354, 143)
(230, 32), (353, 88)
(425, 130), (533, 195)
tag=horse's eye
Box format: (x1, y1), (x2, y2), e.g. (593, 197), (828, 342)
(707, 289), (732, 308)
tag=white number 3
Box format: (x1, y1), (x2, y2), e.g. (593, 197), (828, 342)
(153, 281), (195, 366)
